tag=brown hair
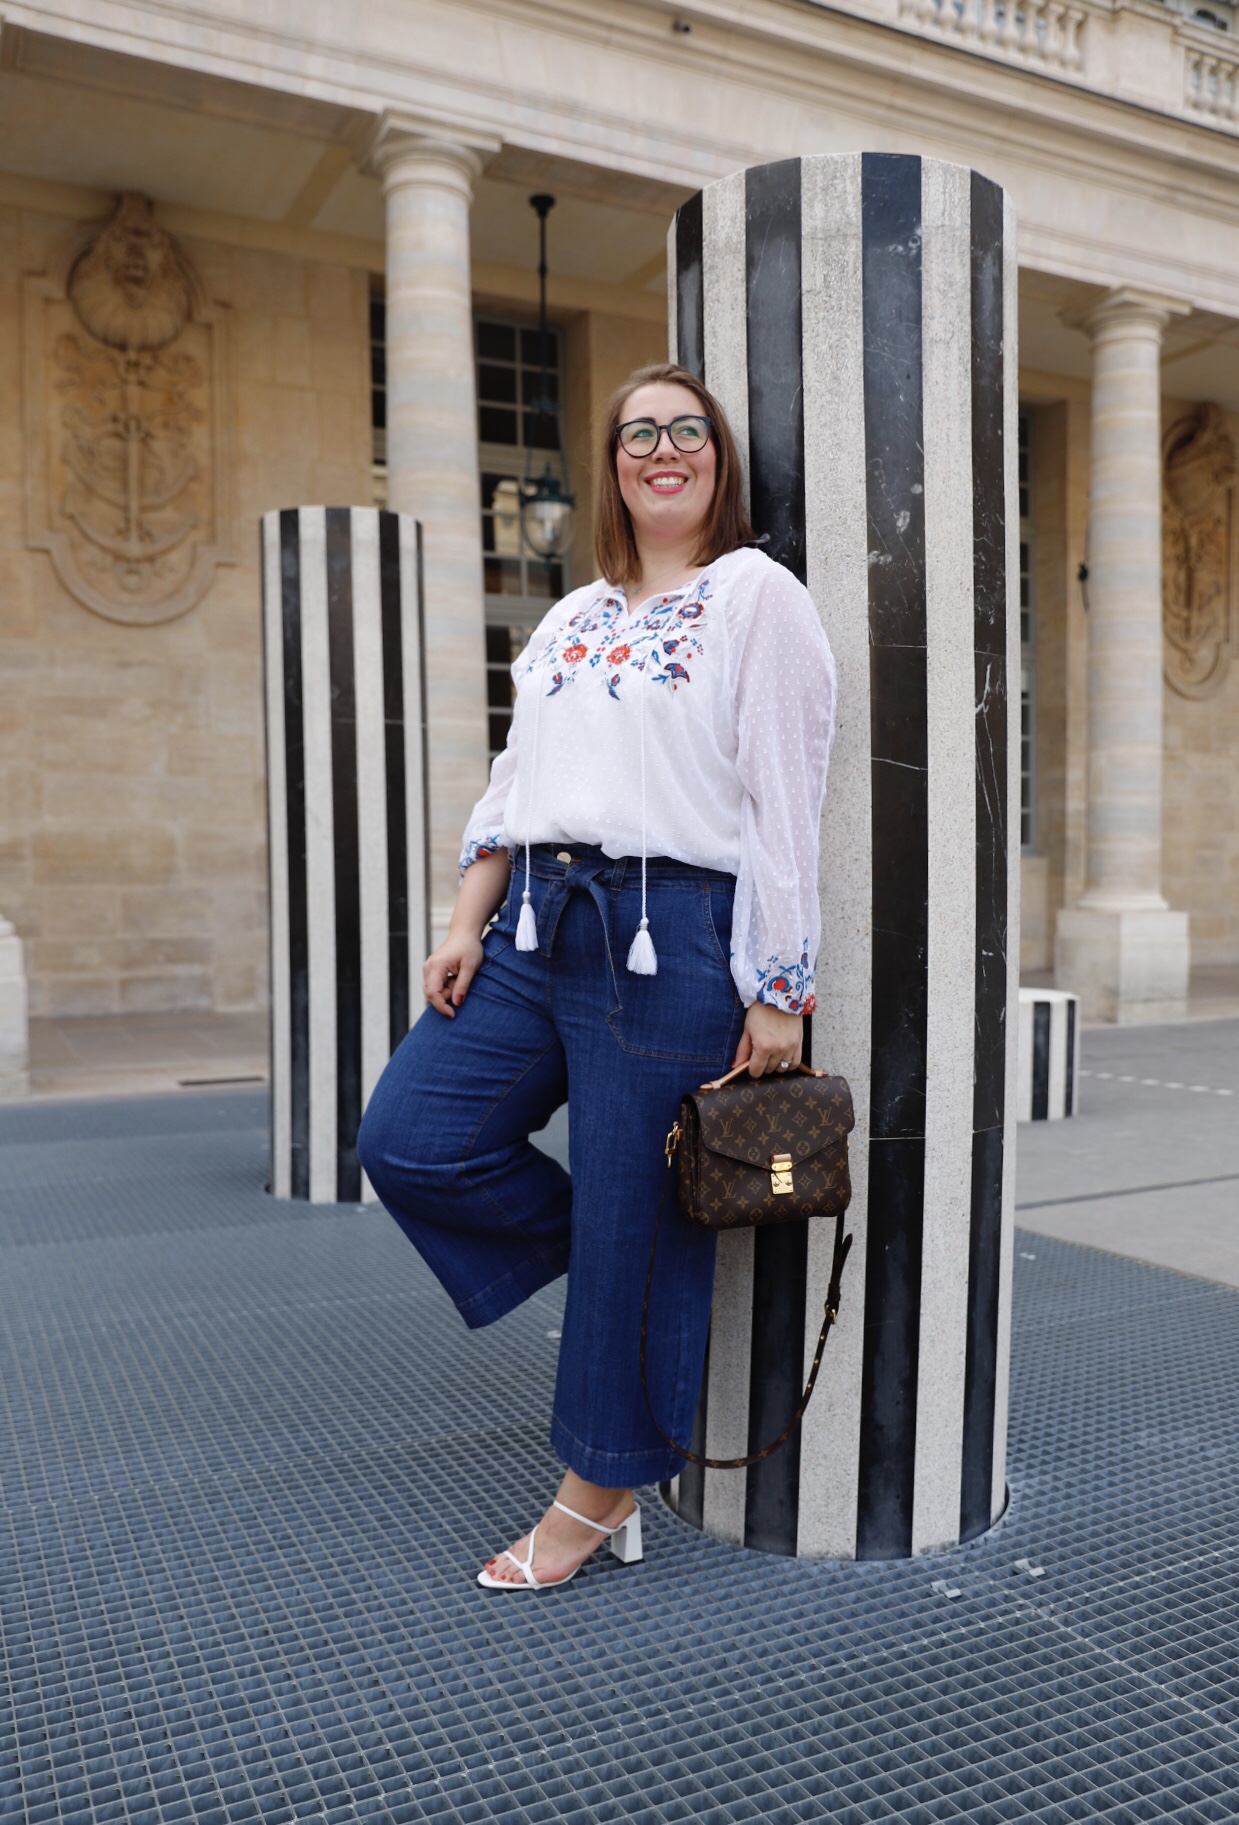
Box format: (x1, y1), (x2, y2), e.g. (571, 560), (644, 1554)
(593, 363), (755, 587)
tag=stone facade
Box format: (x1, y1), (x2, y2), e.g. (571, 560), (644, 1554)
(0, 191), (372, 1015)
(1, 1), (1239, 1022)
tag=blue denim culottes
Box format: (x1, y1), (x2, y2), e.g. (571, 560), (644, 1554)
(357, 845), (747, 1487)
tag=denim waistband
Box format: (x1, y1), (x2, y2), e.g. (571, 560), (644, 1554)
(520, 843), (736, 890)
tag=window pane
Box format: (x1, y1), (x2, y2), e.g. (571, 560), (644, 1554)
(1020, 664), (1032, 849)
(520, 368), (558, 407)
(478, 362), (517, 404)
(491, 479), (522, 556)
(484, 556), (524, 596)
(476, 320), (515, 361)
(526, 560), (563, 600)
(477, 315), (569, 664)
(479, 405), (518, 445)
(526, 410), (561, 452)
(521, 327), (557, 368)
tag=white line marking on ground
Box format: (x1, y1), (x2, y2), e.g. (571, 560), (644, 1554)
(1079, 1070), (1235, 1096)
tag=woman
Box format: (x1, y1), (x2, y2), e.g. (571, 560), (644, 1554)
(358, 363), (836, 1589)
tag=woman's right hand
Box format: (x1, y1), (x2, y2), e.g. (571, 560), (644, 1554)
(424, 931), (486, 1018)
(423, 847), (513, 1017)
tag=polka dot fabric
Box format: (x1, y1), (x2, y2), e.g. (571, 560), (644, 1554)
(460, 547), (836, 1012)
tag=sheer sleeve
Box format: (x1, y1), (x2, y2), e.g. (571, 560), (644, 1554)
(458, 735), (518, 876)
(729, 561), (837, 1012)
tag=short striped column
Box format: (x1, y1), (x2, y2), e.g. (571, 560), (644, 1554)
(665, 154), (1019, 1558)
(262, 507), (430, 1203)
(1017, 989), (1080, 1122)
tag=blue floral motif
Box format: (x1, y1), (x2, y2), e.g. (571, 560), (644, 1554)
(459, 834), (507, 877)
(753, 943), (816, 1016)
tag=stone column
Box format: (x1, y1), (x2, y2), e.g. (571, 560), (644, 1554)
(0, 917), (29, 1098)
(666, 154), (1019, 1560)
(1055, 289), (1191, 1023)
(261, 507), (428, 1203)
(367, 115), (497, 939)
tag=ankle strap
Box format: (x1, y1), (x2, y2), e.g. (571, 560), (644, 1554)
(552, 1497), (623, 1535)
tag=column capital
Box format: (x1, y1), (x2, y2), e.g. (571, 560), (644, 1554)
(361, 110), (501, 189)
(1063, 285), (1191, 339)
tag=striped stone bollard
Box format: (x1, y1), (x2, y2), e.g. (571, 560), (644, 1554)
(261, 507), (430, 1203)
(1017, 989), (1080, 1122)
(665, 154), (1019, 1558)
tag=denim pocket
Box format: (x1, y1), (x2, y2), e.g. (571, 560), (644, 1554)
(606, 880), (743, 1065)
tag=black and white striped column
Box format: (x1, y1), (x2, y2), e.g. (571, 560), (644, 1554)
(262, 507), (430, 1203)
(1018, 989), (1079, 1121)
(666, 155), (1019, 1558)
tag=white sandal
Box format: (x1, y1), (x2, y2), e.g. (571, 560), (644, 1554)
(476, 1498), (643, 1590)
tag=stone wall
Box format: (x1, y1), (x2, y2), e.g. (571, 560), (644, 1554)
(1020, 375), (1239, 972)
(0, 199), (372, 1016)
(1162, 400), (1239, 964)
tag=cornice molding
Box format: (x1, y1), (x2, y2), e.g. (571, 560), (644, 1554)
(1067, 286), (1194, 337)
(358, 109), (501, 185)
(13, 0), (1239, 308)
(17, 0), (1239, 197)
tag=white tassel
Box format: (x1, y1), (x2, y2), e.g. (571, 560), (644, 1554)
(516, 892), (538, 952)
(627, 916), (658, 976)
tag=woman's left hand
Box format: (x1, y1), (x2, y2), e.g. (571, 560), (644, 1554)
(733, 1004), (803, 1078)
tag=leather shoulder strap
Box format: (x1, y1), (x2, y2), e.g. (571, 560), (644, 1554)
(639, 1166), (852, 1471)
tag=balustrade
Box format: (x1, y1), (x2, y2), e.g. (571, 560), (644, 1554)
(897, 0), (1087, 74)
(1184, 43), (1239, 120)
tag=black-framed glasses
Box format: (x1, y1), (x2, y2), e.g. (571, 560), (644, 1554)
(615, 414), (713, 457)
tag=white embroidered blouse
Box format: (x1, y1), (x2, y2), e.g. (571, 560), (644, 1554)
(459, 545), (837, 1014)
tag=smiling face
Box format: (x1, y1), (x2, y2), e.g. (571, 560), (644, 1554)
(614, 381), (718, 557)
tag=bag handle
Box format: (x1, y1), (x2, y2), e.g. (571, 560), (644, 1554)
(639, 1159), (853, 1472)
(698, 1060), (829, 1093)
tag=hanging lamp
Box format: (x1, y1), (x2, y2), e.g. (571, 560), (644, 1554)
(520, 194), (576, 561)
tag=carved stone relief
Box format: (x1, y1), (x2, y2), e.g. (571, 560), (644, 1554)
(23, 195), (233, 625)
(1162, 403), (1238, 699)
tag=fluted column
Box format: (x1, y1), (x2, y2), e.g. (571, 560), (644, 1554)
(1055, 288), (1191, 1023)
(368, 115), (497, 936)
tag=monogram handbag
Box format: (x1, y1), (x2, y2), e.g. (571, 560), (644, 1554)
(641, 1061), (855, 1470)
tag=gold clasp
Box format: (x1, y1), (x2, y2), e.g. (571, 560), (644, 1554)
(665, 1122), (682, 1166)
(770, 1152), (794, 1195)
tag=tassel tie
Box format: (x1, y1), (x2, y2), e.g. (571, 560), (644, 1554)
(515, 629), (552, 954)
(514, 601), (657, 974)
(625, 660), (657, 975)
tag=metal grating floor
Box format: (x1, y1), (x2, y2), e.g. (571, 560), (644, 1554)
(3, 1091), (1239, 1823)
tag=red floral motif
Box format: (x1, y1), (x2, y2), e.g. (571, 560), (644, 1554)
(607, 643), (631, 666)
(564, 643), (587, 664)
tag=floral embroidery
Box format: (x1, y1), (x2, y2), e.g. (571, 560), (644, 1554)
(754, 943), (817, 1016)
(459, 834), (507, 877)
(526, 576), (712, 699)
